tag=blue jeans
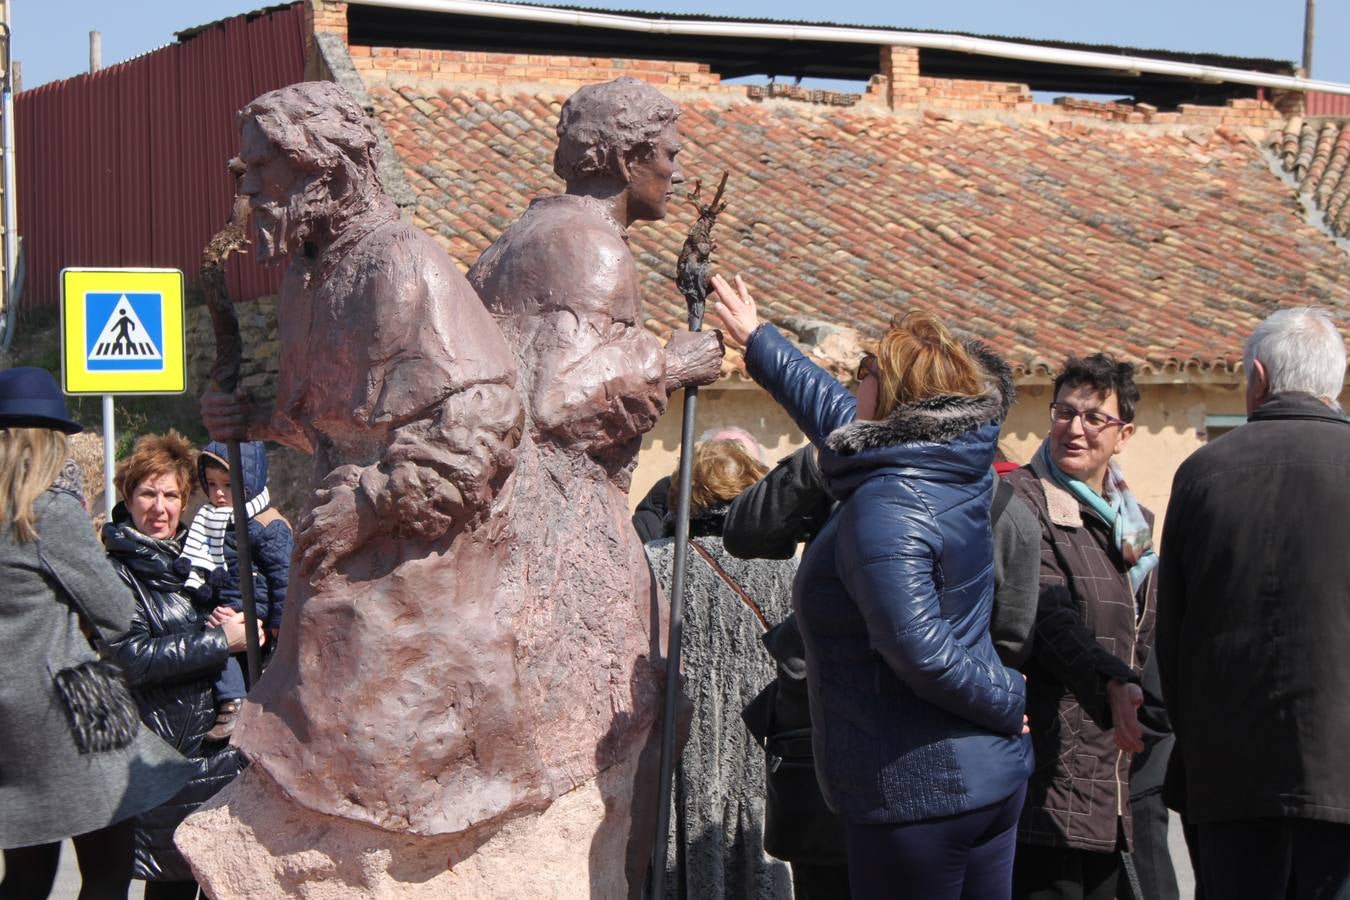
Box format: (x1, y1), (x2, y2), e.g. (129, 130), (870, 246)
(846, 782), (1026, 900)
(213, 653), (247, 703)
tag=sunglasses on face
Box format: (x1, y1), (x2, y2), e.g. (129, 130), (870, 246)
(1049, 402), (1128, 433)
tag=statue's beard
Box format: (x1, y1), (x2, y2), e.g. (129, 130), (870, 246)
(252, 205), (292, 262)
(251, 176), (331, 263)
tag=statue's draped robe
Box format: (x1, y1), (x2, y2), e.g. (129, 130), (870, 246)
(467, 193), (676, 809)
(234, 212), (529, 835)
(235, 195), (676, 843)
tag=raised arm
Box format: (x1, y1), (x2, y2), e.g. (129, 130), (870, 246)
(712, 273), (857, 446)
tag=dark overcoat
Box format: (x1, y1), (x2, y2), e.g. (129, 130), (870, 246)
(1156, 392), (1350, 826)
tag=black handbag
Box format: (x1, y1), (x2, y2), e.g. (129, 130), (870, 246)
(36, 539), (142, 755)
(742, 619), (849, 865)
(52, 659), (141, 754)
(760, 718), (849, 863)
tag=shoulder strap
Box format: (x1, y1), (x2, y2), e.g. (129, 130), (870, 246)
(688, 539), (771, 631)
(991, 477), (1014, 524)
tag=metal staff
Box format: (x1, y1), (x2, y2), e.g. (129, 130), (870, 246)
(201, 187), (263, 688)
(650, 172), (729, 899)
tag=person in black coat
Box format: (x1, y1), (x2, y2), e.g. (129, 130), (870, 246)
(1157, 308), (1350, 900)
(104, 432), (256, 900)
(725, 444), (848, 900)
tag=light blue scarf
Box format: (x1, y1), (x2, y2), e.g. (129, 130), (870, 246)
(1038, 441), (1158, 593)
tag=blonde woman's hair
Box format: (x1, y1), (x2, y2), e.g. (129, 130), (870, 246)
(0, 427), (70, 542)
(115, 430), (197, 505)
(873, 311), (984, 420)
(670, 439), (770, 515)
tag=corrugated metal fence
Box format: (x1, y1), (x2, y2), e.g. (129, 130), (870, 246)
(16, 3), (307, 309)
(1306, 92), (1350, 118)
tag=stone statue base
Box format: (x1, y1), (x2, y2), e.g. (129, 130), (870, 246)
(177, 732), (657, 899)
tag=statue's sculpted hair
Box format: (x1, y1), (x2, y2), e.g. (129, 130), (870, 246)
(553, 77), (680, 185)
(241, 82), (385, 191)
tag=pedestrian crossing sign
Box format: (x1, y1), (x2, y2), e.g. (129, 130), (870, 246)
(61, 268), (186, 395)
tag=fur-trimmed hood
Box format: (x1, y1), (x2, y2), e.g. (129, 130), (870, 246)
(825, 341), (1014, 456)
(812, 340), (1013, 503)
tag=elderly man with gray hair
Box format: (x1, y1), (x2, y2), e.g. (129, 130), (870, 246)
(1156, 307), (1350, 899)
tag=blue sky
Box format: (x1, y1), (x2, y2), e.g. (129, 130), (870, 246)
(13, 0), (1349, 90)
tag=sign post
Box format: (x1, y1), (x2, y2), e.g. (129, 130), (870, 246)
(60, 268), (186, 516)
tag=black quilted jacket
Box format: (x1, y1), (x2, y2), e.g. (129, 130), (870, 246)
(104, 509), (244, 882)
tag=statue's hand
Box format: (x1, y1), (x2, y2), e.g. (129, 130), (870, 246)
(664, 329), (725, 392)
(386, 460), (468, 543)
(297, 465), (377, 581)
(201, 387), (252, 442)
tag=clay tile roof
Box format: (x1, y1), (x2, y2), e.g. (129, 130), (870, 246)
(371, 84), (1350, 380)
(1275, 117), (1350, 240)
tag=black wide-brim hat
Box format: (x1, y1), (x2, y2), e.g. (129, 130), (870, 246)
(0, 367), (83, 434)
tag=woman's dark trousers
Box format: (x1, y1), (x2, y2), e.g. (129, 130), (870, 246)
(0, 820), (134, 900)
(845, 782), (1026, 900)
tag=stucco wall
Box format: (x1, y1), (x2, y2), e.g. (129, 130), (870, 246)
(630, 380), (1349, 533)
(184, 302), (1345, 532)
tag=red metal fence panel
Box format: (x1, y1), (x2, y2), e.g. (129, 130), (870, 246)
(1306, 92), (1350, 118)
(15, 3), (307, 310)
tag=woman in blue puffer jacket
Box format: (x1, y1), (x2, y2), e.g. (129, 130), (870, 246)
(711, 274), (1032, 900)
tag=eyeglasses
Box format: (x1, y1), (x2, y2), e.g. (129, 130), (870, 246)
(1049, 402), (1128, 433)
(855, 352), (879, 383)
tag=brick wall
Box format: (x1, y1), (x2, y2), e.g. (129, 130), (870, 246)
(305, 0), (349, 76)
(309, 2), (1290, 125)
(350, 46), (731, 91)
(308, 0), (348, 41)
(881, 44), (1034, 110)
(878, 43), (1284, 127)
(1051, 95), (1283, 127)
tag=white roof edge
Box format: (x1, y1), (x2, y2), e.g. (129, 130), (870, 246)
(350, 0), (1350, 97)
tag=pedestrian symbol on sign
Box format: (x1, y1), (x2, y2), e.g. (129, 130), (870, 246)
(85, 293), (164, 371)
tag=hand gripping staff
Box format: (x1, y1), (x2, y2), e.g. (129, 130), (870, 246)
(649, 171), (729, 899)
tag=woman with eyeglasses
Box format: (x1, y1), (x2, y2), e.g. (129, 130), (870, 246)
(710, 275), (1031, 900)
(1001, 354), (1160, 900)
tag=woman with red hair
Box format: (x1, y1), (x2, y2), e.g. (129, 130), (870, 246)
(712, 275), (1031, 900)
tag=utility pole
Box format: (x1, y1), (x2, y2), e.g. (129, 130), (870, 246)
(1302, 0), (1314, 77)
(90, 31), (102, 73)
(0, 0), (14, 355)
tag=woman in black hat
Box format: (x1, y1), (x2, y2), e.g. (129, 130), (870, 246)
(0, 367), (193, 899)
